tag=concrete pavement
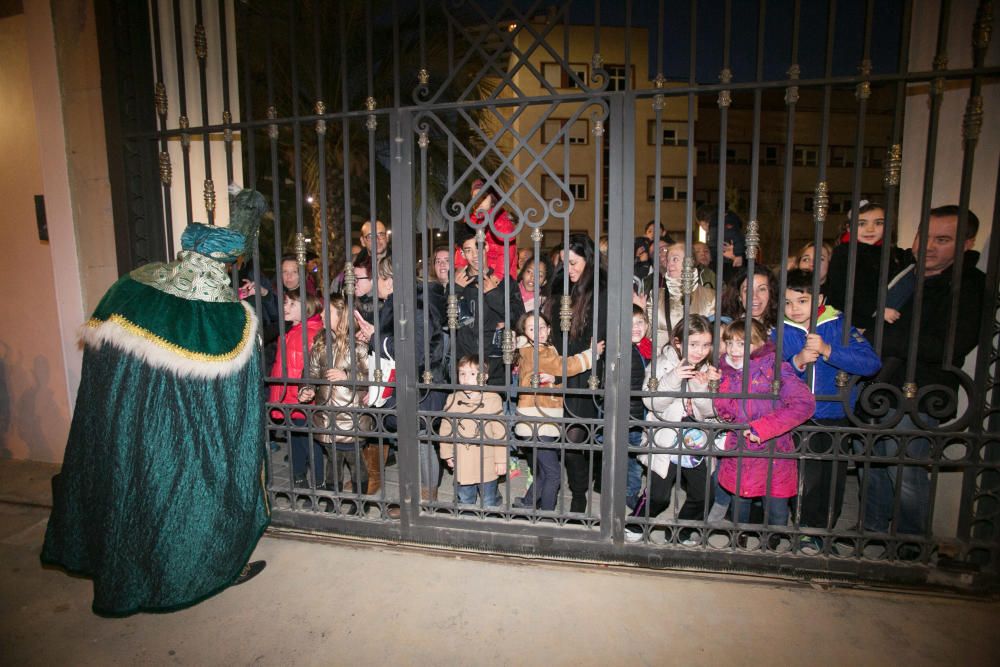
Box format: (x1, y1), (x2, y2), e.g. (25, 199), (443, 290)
(2, 458), (997, 666)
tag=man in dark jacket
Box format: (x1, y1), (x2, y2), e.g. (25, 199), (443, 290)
(453, 233), (525, 387)
(861, 205), (986, 546)
(696, 205), (746, 284)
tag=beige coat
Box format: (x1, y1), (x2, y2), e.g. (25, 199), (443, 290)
(515, 344), (593, 438)
(299, 332), (370, 443)
(438, 390), (508, 485)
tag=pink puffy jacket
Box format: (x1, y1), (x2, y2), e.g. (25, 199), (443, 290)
(714, 342), (815, 499)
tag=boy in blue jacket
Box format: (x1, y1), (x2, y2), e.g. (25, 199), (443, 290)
(779, 270), (881, 554)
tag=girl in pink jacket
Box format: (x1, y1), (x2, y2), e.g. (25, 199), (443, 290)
(714, 319), (814, 529)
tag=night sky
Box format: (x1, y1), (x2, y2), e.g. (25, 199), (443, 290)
(447, 0), (905, 83)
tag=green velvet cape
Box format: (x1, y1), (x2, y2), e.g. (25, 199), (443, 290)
(41, 265), (269, 617)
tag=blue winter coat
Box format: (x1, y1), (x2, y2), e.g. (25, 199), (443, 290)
(776, 306), (881, 419)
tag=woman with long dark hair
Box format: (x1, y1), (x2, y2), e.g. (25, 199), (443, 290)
(544, 234), (607, 513)
(720, 265), (779, 333)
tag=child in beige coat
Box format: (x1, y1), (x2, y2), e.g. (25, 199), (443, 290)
(513, 311), (601, 510)
(439, 354), (507, 506)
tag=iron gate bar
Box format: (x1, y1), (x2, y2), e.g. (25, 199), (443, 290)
(194, 0), (214, 226)
(807, 0), (835, 386)
(605, 93), (632, 542)
(170, 0), (194, 226)
(949, 5), (994, 550)
(149, 0), (175, 259)
(773, 0), (802, 396)
(869, 0), (912, 364)
(710, 0), (734, 368)
(392, 109), (419, 527)
(217, 0), (234, 184)
(839, 0), (876, 351)
(971, 165), (1000, 571)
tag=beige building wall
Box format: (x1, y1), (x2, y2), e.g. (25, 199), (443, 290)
(0, 0), (116, 463)
(899, 0), (998, 257)
(0, 12), (73, 462)
(504, 21), (690, 246)
(695, 98), (895, 262)
(50, 0), (118, 312)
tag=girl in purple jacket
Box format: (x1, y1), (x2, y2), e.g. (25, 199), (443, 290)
(714, 319), (815, 530)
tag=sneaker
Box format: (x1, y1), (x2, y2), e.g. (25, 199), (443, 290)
(798, 535), (822, 556)
(680, 530), (702, 547)
(624, 525), (644, 543)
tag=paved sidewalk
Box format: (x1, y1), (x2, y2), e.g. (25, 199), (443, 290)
(2, 458), (997, 666)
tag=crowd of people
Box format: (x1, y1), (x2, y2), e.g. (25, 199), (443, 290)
(252, 183), (986, 557)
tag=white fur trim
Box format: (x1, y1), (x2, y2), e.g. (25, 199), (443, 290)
(80, 302), (258, 379)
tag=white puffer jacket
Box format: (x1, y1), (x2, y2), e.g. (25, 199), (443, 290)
(640, 344), (716, 475)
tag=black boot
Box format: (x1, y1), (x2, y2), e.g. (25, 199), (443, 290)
(233, 560), (266, 585)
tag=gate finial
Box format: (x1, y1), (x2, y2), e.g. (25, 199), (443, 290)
(681, 257), (696, 296)
(315, 101), (327, 136)
(814, 182), (829, 224)
(294, 233), (307, 267)
(855, 60), (871, 101)
(158, 152), (171, 186)
(447, 294), (459, 330)
(344, 264), (356, 297)
(179, 115), (190, 148)
(718, 68), (732, 109)
(267, 106), (278, 140)
(745, 220), (760, 261)
(204, 178), (216, 214)
(559, 294), (572, 332)
(502, 329), (516, 365)
(883, 146), (901, 187)
(155, 82), (168, 117)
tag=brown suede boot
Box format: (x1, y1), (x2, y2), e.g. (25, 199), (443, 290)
(363, 445), (382, 495)
(420, 486), (438, 502)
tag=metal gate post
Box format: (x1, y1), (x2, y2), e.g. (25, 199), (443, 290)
(390, 110), (420, 528)
(601, 93), (636, 543)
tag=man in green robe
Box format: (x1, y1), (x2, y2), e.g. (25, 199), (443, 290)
(42, 186), (270, 616)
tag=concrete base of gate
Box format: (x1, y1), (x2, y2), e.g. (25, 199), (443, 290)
(2, 459), (997, 665)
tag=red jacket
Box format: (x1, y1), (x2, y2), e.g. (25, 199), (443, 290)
(269, 314), (323, 420)
(714, 342), (815, 499)
(454, 208), (518, 278)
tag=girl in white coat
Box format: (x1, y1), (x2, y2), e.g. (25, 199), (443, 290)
(627, 315), (721, 544)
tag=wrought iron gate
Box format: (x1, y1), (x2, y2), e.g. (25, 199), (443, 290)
(99, 0), (1000, 592)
